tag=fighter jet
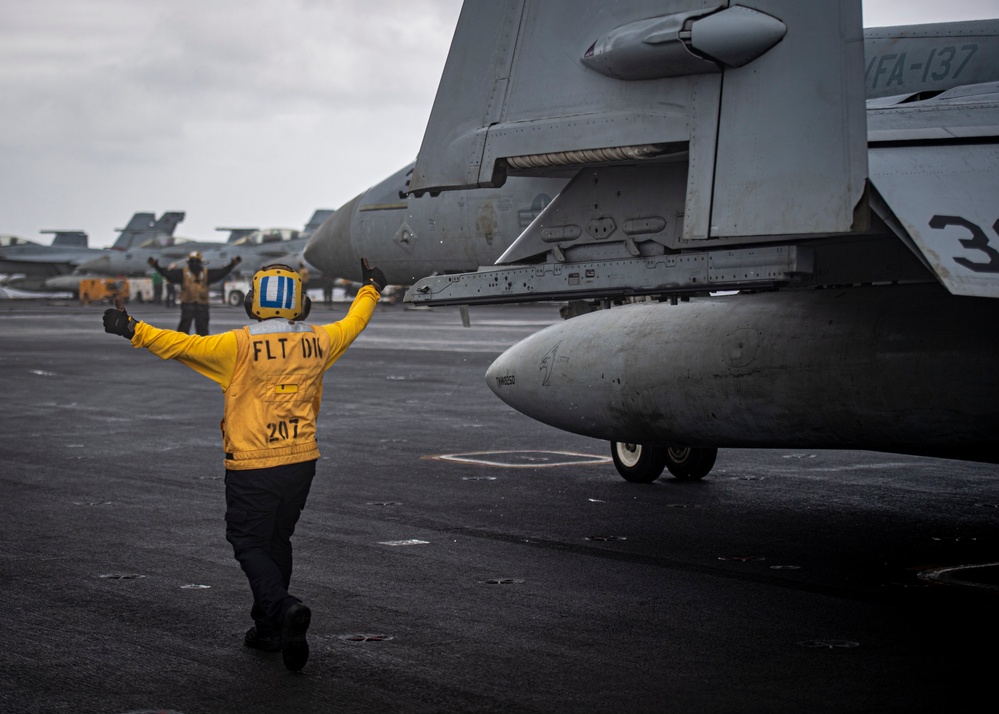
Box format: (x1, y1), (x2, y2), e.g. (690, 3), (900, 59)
(0, 212), (185, 292)
(402, 1), (999, 481)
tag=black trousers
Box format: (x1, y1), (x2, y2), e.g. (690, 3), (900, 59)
(178, 302), (210, 335)
(224, 460), (316, 633)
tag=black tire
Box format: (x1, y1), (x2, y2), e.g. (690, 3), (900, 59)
(228, 290), (244, 307)
(664, 446), (717, 481)
(611, 442), (668, 483)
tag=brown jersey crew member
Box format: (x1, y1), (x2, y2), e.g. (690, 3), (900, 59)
(149, 250), (241, 336)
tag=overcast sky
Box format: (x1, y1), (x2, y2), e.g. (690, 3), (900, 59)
(1, 0), (996, 247)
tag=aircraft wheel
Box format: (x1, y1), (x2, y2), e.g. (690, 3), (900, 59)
(611, 442), (667, 483)
(228, 290), (244, 307)
(664, 446), (717, 481)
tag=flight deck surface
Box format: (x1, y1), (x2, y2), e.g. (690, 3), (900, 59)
(1, 299), (996, 713)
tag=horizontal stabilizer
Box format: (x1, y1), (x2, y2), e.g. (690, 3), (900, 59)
(871, 143), (999, 298)
(868, 84), (999, 298)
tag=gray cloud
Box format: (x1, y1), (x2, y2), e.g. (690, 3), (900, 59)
(0, 0), (994, 245)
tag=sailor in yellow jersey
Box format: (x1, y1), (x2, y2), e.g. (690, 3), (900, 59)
(102, 259), (386, 672)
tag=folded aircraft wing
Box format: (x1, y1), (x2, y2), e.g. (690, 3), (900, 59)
(410, 0), (869, 241)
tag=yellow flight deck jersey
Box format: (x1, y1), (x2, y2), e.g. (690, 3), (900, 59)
(129, 285), (380, 470)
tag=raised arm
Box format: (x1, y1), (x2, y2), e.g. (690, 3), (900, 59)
(147, 257), (183, 283)
(206, 256), (242, 284)
(103, 298), (238, 388)
(319, 259), (385, 368)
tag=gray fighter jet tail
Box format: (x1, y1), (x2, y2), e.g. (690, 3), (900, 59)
(303, 209), (335, 238)
(110, 211), (186, 250)
(40, 231), (88, 248)
(152, 211), (186, 243)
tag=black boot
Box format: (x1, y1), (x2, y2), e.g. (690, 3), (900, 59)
(281, 603), (311, 671)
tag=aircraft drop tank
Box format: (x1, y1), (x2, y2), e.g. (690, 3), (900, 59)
(485, 284), (999, 462)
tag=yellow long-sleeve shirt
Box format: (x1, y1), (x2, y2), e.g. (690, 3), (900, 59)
(130, 285), (379, 390)
(129, 285), (380, 467)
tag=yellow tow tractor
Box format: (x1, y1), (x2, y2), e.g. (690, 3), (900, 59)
(79, 278), (129, 306)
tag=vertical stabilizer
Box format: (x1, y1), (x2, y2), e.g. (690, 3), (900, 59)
(40, 231), (88, 248)
(111, 213), (157, 249)
(153, 212), (186, 238)
(303, 210), (335, 237)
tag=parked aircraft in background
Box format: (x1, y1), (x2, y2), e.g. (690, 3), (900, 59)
(399, 1), (999, 481)
(73, 226), (304, 278)
(0, 212), (185, 291)
(39, 209), (336, 298)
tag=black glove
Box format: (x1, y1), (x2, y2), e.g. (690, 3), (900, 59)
(103, 298), (137, 339)
(231, 256), (242, 266)
(147, 257), (159, 268)
(361, 258), (387, 292)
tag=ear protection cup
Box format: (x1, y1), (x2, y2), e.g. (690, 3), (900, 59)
(300, 295), (312, 322)
(244, 289), (256, 321)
